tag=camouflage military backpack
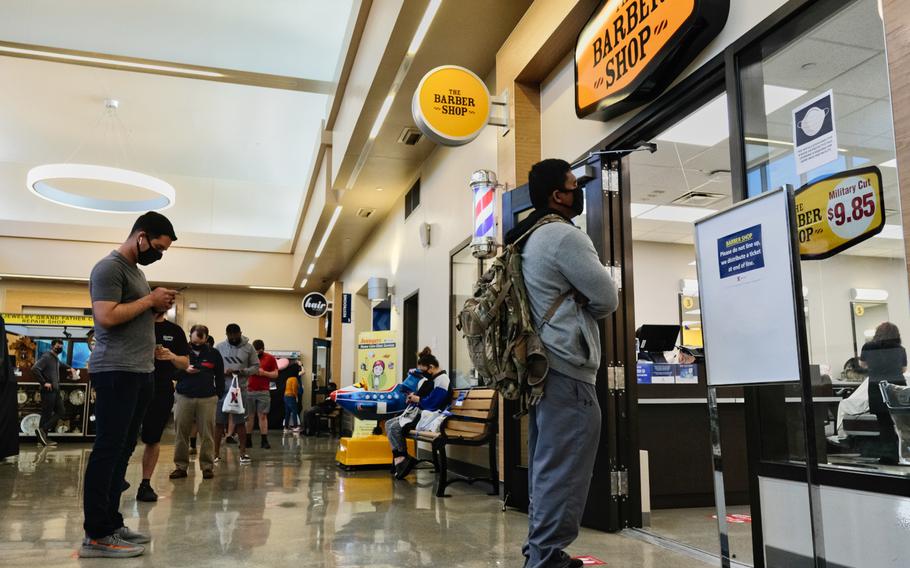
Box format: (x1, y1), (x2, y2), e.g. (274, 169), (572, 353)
(456, 214), (572, 415)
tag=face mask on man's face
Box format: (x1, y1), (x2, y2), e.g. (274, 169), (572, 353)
(228, 337), (241, 346)
(53, 346), (63, 354)
(136, 234), (163, 266)
(568, 187), (585, 217)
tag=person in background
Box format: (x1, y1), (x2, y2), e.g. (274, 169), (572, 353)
(80, 211), (177, 559)
(505, 159), (617, 568)
(283, 371), (300, 433)
(136, 312), (189, 503)
(32, 339), (66, 447)
(387, 347), (451, 480)
(247, 339), (278, 449)
(860, 321), (907, 464)
(170, 325), (222, 480)
(215, 324), (258, 464)
(302, 380), (338, 436)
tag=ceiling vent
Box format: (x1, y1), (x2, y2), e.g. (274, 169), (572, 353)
(671, 191), (726, 208)
(356, 207), (375, 218)
(398, 127), (423, 146)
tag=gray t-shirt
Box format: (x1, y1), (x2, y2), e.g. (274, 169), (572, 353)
(88, 251), (155, 374)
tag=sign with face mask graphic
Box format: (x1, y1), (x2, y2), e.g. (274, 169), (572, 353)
(301, 292), (329, 319)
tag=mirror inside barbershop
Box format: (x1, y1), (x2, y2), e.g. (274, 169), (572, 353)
(629, 0), (906, 564)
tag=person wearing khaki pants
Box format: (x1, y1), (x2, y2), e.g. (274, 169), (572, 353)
(169, 325), (223, 480)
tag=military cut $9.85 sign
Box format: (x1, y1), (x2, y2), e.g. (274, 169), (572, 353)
(794, 166), (885, 260)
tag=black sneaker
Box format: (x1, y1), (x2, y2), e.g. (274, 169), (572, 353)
(395, 457), (417, 479)
(136, 483), (158, 502)
(261, 437), (271, 449)
(121, 480), (131, 493)
(225, 435), (237, 445)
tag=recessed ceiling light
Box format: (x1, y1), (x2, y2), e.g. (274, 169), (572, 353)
(0, 273), (89, 282)
(638, 205), (716, 223)
(688, 261), (697, 266)
(376, 187), (384, 192)
(300, 278), (308, 288)
(0, 45), (224, 77)
(249, 286), (295, 291)
(801, 62), (817, 70)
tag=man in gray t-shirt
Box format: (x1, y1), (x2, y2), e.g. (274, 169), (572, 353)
(79, 212), (178, 560)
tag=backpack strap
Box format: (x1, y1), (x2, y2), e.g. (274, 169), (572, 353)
(511, 214), (569, 248)
(539, 289), (575, 328)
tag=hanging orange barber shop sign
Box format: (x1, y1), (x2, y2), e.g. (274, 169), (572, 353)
(575, 0), (730, 120)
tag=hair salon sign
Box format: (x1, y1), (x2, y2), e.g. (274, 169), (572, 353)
(575, 0), (730, 120)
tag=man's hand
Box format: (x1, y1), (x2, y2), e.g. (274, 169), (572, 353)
(43, 382), (52, 391)
(186, 365), (201, 375)
(406, 393), (420, 404)
(155, 346), (175, 361)
(573, 290), (591, 307)
(149, 287), (177, 312)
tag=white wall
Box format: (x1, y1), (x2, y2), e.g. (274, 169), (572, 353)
(632, 241), (697, 327)
(338, 122), (495, 384)
(760, 476), (910, 567)
(540, 1), (792, 161)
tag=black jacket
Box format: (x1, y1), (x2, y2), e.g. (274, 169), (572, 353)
(176, 344), (224, 398)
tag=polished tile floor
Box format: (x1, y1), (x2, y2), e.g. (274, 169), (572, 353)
(0, 434), (713, 567)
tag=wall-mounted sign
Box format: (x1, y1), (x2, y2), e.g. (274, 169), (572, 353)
(301, 292), (329, 319)
(2, 313), (94, 327)
(575, 0), (730, 120)
(793, 90), (838, 175)
(341, 293), (352, 324)
(795, 166), (884, 260)
(412, 65), (490, 146)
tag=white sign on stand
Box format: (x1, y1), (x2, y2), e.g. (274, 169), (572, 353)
(695, 188), (802, 386)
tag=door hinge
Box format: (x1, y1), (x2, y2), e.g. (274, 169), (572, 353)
(607, 364), (625, 391)
(610, 469), (629, 498)
(602, 163), (620, 195)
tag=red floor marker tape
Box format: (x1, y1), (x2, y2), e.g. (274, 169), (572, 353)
(573, 556), (606, 565)
(711, 513), (752, 523)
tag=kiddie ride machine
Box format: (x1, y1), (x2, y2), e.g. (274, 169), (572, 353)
(332, 371), (424, 468)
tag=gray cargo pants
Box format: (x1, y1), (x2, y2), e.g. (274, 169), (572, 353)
(523, 369), (601, 568)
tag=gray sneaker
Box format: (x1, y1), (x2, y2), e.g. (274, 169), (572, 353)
(78, 535), (145, 558)
(114, 525), (151, 544)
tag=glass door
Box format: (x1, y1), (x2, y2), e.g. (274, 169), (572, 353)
(501, 158), (637, 533)
(311, 338), (331, 406)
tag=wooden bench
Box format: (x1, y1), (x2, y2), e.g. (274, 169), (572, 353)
(406, 388), (499, 498)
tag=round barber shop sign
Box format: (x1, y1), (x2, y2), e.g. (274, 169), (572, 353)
(412, 65), (491, 146)
(302, 292), (329, 319)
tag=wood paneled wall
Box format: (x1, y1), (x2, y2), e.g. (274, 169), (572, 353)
(883, 0), (910, 281)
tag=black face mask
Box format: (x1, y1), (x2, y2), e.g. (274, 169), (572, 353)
(556, 187), (585, 218)
(228, 337), (241, 347)
(136, 235), (163, 266)
(52, 346), (63, 355)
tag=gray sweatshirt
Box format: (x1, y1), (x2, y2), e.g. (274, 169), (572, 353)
(215, 336), (259, 389)
(522, 222), (618, 384)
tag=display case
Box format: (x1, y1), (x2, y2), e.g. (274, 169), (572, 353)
(16, 382), (91, 438)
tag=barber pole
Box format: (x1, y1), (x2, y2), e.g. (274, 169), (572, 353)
(470, 170), (498, 259)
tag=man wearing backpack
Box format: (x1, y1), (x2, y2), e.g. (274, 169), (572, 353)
(506, 158), (618, 568)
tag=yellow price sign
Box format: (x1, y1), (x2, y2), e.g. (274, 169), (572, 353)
(794, 166), (885, 260)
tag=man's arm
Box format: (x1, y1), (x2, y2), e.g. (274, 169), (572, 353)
(239, 349), (260, 377)
(31, 354), (50, 384)
(259, 356), (279, 379)
(553, 229), (618, 320)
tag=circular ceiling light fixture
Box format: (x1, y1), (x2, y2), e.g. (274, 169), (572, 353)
(27, 164), (175, 213)
(26, 98), (175, 213)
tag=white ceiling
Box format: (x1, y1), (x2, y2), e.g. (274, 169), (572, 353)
(0, 1), (358, 254)
(630, 0), (904, 260)
(0, 0), (355, 79)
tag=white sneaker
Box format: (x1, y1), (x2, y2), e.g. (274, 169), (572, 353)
(239, 454), (252, 464)
(213, 457), (221, 465)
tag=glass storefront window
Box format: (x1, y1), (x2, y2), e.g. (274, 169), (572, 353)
(450, 242), (483, 389)
(740, 0), (910, 477)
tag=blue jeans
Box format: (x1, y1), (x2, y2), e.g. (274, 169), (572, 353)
(283, 396), (300, 427)
(83, 371), (153, 538)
